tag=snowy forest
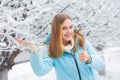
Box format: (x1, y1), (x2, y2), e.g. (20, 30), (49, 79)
(0, 0), (120, 80)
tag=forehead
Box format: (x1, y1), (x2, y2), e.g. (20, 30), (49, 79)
(62, 19), (73, 27)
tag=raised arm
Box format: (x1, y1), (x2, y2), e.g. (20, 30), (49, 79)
(29, 47), (54, 76)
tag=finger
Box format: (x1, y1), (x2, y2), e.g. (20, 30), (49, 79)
(22, 41), (29, 46)
(79, 52), (86, 60)
(83, 36), (87, 52)
(79, 54), (84, 58)
(79, 56), (86, 62)
(79, 53), (85, 59)
(14, 37), (24, 44)
(79, 52), (85, 56)
(79, 54), (88, 61)
(83, 42), (86, 52)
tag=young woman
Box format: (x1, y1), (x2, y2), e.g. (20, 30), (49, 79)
(26, 13), (104, 80)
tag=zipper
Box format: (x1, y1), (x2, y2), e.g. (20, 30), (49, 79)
(71, 52), (81, 80)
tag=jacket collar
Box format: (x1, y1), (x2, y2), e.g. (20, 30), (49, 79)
(63, 38), (74, 53)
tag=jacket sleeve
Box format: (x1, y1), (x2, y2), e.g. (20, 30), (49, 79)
(29, 47), (54, 76)
(85, 39), (105, 71)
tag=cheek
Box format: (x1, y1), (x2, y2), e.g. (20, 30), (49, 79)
(62, 30), (66, 36)
(71, 30), (74, 34)
(62, 31), (68, 40)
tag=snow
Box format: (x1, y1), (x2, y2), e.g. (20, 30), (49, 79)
(0, 0), (119, 80)
(8, 62), (56, 80)
(8, 47), (120, 80)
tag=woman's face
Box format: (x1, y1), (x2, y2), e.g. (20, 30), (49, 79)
(62, 19), (74, 43)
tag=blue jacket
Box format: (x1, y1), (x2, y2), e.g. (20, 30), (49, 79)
(29, 34), (104, 80)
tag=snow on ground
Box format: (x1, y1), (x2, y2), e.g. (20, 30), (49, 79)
(101, 47), (120, 80)
(8, 47), (120, 80)
(8, 62), (56, 80)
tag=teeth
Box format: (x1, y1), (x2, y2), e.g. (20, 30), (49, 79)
(65, 35), (71, 37)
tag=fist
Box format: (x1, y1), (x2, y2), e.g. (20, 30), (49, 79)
(78, 44), (91, 62)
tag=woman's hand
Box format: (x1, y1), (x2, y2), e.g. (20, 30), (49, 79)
(22, 40), (38, 53)
(14, 37), (38, 53)
(78, 44), (91, 63)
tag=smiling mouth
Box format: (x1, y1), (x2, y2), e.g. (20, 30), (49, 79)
(65, 35), (72, 38)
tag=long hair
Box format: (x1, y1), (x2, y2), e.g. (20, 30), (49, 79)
(49, 13), (84, 58)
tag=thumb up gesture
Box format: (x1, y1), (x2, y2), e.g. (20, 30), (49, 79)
(78, 43), (91, 63)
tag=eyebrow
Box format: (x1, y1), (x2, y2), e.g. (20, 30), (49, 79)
(63, 24), (73, 27)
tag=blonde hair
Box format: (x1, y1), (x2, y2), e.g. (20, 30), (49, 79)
(49, 13), (84, 58)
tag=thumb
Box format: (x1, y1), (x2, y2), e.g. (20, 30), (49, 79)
(83, 42), (86, 52)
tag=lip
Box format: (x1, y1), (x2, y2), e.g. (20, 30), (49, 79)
(65, 34), (72, 38)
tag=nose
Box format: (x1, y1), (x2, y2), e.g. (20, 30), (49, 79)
(67, 28), (72, 33)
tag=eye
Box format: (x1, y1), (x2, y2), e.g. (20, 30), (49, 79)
(70, 25), (73, 29)
(62, 26), (67, 30)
